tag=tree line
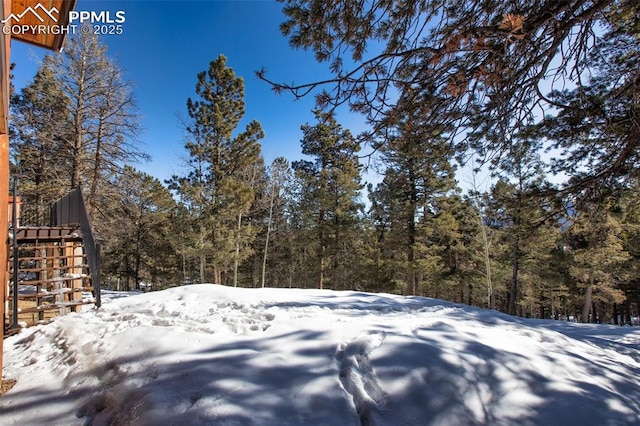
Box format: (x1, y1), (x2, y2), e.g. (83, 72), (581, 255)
(9, 4), (640, 325)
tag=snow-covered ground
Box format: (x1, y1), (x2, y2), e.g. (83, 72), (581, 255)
(1, 284), (638, 425)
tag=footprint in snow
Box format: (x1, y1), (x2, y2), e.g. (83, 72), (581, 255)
(335, 331), (387, 426)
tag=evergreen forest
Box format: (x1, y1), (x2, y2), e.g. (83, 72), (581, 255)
(9, 1), (640, 325)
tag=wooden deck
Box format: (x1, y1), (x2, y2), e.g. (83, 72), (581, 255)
(13, 225), (82, 242)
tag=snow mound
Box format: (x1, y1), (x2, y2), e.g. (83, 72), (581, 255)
(1, 284), (639, 425)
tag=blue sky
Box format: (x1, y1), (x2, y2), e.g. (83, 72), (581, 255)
(10, 0), (371, 184)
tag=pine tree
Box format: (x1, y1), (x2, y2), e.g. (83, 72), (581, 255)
(565, 196), (629, 323)
(168, 54), (264, 285)
(519, 224), (566, 319)
(617, 183), (640, 325)
(102, 167), (177, 290)
(292, 111), (363, 289)
(371, 90), (457, 296)
(425, 194), (486, 306)
(483, 125), (560, 315)
(10, 58), (69, 224)
(485, 178), (562, 315)
(278, 176), (312, 288)
(368, 170), (411, 293)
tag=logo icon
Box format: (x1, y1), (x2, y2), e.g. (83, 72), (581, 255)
(1, 4), (59, 24)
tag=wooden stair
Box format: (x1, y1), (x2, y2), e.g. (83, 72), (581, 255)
(5, 188), (101, 334)
(6, 226), (98, 330)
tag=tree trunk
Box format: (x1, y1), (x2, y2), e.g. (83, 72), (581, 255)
(134, 215), (142, 290)
(233, 212), (242, 287)
(261, 181), (276, 288)
(407, 244), (416, 296)
(508, 235), (520, 315)
(199, 254), (206, 284)
(199, 224), (206, 283)
(624, 302), (632, 325)
(318, 242), (326, 290)
(88, 124), (103, 217)
(261, 229), (271, 288)
(581, 269), (594, 322)
(181, 232), (187, 284)
(71, 130), (83, 190)
(318, 206), (326, 289)
(407, 174), (417, 296)
(70, 49), (88, 191)
(479, 215), (494, 309)
(333, 212), (340, 290)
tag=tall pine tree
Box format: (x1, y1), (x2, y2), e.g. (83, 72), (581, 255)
(371, 91), (457, 296)
(169, 54), (264, 285)
(292, 111), (363, 289)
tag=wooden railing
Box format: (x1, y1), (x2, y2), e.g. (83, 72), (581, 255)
(7, 228), (93, 327)
(50, 187), (101, 307)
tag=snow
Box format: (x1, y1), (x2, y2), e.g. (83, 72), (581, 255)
(1, 284), (639, 425)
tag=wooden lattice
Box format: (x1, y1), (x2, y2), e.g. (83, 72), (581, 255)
(6, 227), (96, 329)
